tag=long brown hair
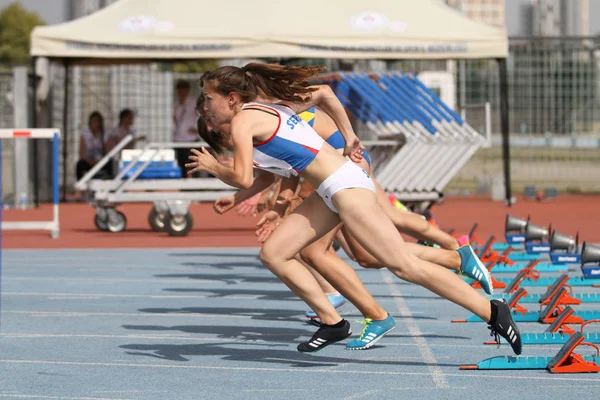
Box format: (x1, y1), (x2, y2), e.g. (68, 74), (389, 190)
(200, 63), (326, 104)
(196, 94), (227, 155)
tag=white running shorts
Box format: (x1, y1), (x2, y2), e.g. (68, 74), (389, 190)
(315, 160), (376, 213)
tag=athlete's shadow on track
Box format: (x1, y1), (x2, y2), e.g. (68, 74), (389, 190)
(169, 252), (260, 258)
(155, 272), (405, 287)
(119, 341), (462, 368)
(122, 324), (312, 342)
(162, 287), (442, 301)
(122, 323), (469, 343)
(178, 261), (265, 271)
(136, 306), (437, 322)
(154, 273), (282, 285)
(137, 306), (305, 322)
(162, 287), (298, 301)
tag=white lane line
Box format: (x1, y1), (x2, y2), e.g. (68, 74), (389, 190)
(0, 359), (599, 383)
(381, 270), (449, 388)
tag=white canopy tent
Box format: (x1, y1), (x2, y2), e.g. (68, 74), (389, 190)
(29, 0), (513, 203)
(31, 0), (507, 60)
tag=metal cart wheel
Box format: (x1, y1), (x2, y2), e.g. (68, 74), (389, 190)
(164, 212), (193, 237)
(94, 207), (109, 231)
(106, 209), (127, 233)
(148, 206), (166, 232)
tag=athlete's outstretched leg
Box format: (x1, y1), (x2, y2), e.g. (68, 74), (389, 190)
(332, 188), (522, 355)
(373, 181), (459, 250)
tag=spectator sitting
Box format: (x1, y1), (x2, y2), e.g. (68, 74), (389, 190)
(76, 111), (112, 181)
(105, 108), (146, 154)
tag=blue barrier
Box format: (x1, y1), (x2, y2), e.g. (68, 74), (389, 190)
(320, 71), (483, 201)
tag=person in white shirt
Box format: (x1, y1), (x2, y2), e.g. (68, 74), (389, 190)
(173, 80), (199, 178)
(76, 111), (111, 180)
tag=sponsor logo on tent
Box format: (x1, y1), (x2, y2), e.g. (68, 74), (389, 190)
(118, 15), (156, 32)
(350, 12), (408, 33)
(118, 15), (174, 33)
(350, 12), (388, 32)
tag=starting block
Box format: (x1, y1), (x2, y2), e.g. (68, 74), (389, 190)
(468, 223), (522, 252)
(494, 276), (600, 287)
(470, 237), (567, 272)
(494, 273), (600, 304)
(485, 306), (600, 345)
(463, 260), (540, 290)
(452, 287), (600, 324)
(462, 332), (600, 373)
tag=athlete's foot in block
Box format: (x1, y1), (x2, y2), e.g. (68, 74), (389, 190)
(305, 293), (347, 318)
(457, 245), (494, 295)
(346, 313), (396, 350)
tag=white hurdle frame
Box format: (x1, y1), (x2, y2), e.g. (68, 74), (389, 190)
(0, 129), (60, 239)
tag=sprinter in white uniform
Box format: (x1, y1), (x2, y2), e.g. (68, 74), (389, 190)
(187, 63), (522, 356)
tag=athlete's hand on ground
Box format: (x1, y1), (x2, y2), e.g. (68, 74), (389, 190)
(256, 211), (282, 243)
(186, 147), (217, 176)
(236, 193), (260, 217)
(344, 136), (365, 164)
(213, 195), (235, 215)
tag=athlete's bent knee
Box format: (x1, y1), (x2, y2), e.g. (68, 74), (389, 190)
(388, 253), (425, 282)
(357, 259), (385, 269)
(352, 250), (383, 269)
(259, 244), (285, 271)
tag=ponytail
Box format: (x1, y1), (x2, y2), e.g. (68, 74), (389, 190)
(200, 62), (326, 104)
(243, 63), (325, 103)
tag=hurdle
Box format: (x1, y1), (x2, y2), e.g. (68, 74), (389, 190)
(0, 129), (60, 239)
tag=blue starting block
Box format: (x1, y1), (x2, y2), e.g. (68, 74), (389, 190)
(462, 332), (600, 373)
(493, 276), (600, 287)
(488, 306), (600, 345)
(454, 287), (600, 323)
(491, 262), (569, 273)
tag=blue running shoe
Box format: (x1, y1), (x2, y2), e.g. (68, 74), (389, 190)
(458, 245), (494, 295)
(345, 313), (395, 350)
(305, 293), (347, 318)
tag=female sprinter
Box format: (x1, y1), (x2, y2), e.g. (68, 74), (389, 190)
(188, 63), (522, 356)
(196, 98), (494, 296)
(195, 95), (393, 350)
(196, 97), (495, 343)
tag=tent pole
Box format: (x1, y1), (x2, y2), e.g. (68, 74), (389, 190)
(31, 56), (39, 207)
(497, 57), (512, 205)
(62, 59), (70, 201)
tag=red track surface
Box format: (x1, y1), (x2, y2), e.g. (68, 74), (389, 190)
(2, 195), (599, 249)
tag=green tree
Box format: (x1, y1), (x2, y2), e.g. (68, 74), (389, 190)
(0, 2), (46, 65)
(172, 60), (221, 73)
